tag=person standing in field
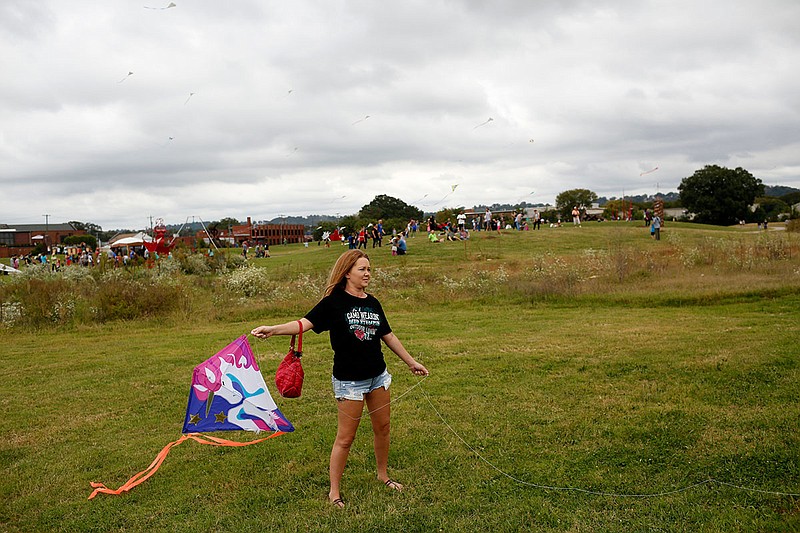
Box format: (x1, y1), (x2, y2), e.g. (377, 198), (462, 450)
(376, 219), (384, 246)
(251, 250), (428, 509)
(572, 206), (581, 226)
(371, 224), (380, 248)
(652, 213), (661, 240)
(358, 227), (367, 249)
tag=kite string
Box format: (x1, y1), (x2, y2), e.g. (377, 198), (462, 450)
(417, 384), (800, 499)
(249, 337), (797, 498)
(336, 374), (428, 421)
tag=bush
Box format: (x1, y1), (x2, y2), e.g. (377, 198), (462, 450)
(93, 277), (188, 321)
(1, 263), (190, 328)
(222, 266), (277, 298)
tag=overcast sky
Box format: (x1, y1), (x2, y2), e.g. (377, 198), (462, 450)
(2, 0), (799, 230)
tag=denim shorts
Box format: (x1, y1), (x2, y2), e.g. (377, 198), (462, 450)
(332, 369), (392, 401)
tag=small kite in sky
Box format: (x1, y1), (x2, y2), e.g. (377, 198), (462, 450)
(184, 92), (195, 105)
(472, 117), (493, 130)
(89, 336), (293, 500)
(287, 147), (299, 157)
(529, 139), (535, 143)
(351, 115), (371, 125)
(451, 184), (459, 192)
(144, 2), (176, 9)
(640, 166), (659, 176)
(118, 72), (133, 83)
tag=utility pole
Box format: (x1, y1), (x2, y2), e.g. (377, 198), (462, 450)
(43, 214), (50, 250)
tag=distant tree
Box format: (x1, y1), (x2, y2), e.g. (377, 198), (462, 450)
(678, 165), (763, 225)
(69, 220), (103, 235)
(753, 197), (790, 222)
(359, 195), (423, 223)
(780, 191), (800, 206)
(338, 215), (360, 238)
(68, 221), (111, 244)
(435, 207), (465, 226)
(217, 217), (240, 229)
(555, 188), (598, 219)
(63, 235), (98, 248)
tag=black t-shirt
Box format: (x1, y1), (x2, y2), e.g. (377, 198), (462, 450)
(304, 289), (392, 381)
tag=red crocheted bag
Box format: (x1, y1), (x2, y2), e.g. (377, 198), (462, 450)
(275, 320), (304, 398)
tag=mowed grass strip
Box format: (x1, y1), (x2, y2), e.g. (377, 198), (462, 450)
(1, 222), (799, 531)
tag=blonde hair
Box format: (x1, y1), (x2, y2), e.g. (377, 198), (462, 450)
(324, 249), (370, 297)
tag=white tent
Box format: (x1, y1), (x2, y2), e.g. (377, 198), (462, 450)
(110, 232), (152, 247)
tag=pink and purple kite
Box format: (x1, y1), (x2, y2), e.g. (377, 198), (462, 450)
(89, 336), (292, 499)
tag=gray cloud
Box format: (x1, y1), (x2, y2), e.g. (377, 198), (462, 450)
(1, 0), (799, 229)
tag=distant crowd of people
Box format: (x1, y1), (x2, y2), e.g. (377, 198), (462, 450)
(5, 243), (158, 273)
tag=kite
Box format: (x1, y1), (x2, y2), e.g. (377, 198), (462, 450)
(88, 336), (292, 499)
(286, 147), (299, 157)
(144, 2), (176, 9)
(351, 115), (371, 125)
(472, 117), (493, 130)
(118, 71), (133, 83)
(640, 166), (659, 176)
(183, 336), (293, 434)
(184, 92), (195, 105)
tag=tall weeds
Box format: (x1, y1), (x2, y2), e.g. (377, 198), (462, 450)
(2, 231), (799, 329)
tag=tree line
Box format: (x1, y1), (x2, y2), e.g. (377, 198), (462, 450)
(69, 165), (799, 241)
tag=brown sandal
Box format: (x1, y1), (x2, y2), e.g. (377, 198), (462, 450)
(330, 497), (345, 508)
(384, 479), (403, 492)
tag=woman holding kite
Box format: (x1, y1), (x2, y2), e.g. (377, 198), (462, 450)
(251, 249), (429, 508)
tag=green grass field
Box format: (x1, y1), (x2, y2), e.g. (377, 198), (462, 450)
(1, 222), (799, 532)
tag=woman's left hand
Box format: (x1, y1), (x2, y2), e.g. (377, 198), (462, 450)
(408, 361), (429, 376)
(250, 325), (275, 339)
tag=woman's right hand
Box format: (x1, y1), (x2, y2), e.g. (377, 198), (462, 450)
(250, 325), (275, 339)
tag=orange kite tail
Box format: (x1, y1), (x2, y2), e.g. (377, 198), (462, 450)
(88, 432), (285, 500)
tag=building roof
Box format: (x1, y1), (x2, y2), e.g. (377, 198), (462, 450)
(0, 223), (77, 232)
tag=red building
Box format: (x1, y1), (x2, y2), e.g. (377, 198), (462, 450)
(197, 217), (305, 247)
(0, 222), (87, 258)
